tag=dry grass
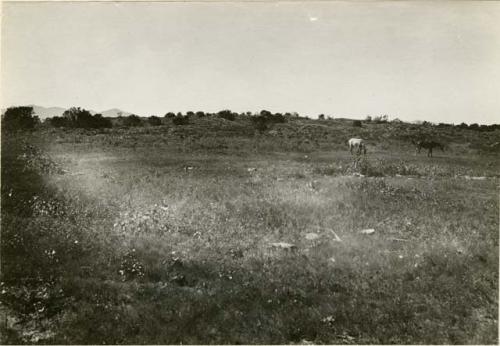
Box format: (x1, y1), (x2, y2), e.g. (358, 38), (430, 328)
(1, 120), (498, 344)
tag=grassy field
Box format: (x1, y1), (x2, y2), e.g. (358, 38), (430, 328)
(1, 117), (498, 344)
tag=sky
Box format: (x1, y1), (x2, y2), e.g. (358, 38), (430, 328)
(2, 1), (499, 124)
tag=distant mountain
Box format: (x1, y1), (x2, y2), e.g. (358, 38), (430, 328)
(18, 105), (135, 119)
(30, 105), (66, 119)
(100, 108), (133, 117)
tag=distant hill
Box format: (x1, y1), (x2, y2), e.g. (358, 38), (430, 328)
(12, 105), (135, 119)
(30, 105), (66, 119)
(100, 108), (133, 117)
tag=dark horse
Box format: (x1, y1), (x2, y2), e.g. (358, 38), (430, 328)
(412, 139), (445, 157)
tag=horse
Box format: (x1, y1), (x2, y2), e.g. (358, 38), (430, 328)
(348, 138), (367, 155)
(412, 139), (444, 157)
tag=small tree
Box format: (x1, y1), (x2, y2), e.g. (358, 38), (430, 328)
(148, 116), (162, 126)
(217, 110), (236, 121)
(92, 113), (112, 128)
(318, 114), (325, 120)
(62, 107), (95, 128)
(1, 106), (39, 132)
(47, 116), (68, 128)
(172, 115), (189, 125)
(122, 114), (142, 127)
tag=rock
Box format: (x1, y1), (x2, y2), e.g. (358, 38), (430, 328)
(305, 232), (320, 240)
(247, 167), (257, 172)
(359, 228), (375, 235)
(270, 242), (296, 250)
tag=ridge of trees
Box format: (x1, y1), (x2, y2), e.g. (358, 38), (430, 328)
(2, 106), (499, 132)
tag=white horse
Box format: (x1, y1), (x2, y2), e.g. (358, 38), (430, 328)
(348, 138), (366, 155)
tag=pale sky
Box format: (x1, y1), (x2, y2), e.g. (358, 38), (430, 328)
(2, 1), (499, 124)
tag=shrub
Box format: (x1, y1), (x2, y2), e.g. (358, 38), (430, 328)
(148, 116), (162, 126)
(122, 114), (142, 127)
(251, 110), (287, 133)
(172, 116), (189, 126)
(2, 106), (40, 132)
(352, 120), (362, 127)
(47, 116), (67, 128)
(373, 115), (389, 123)
(59, 107), (112, 129)
(217, 110), (236, 121)
(93, 114), (112, 128)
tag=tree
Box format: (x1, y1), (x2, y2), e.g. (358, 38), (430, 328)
(186, 111), (195, 117)
(122, 114), (142, 127)
(260, 110), (272, 117)
(217, 110), (236, 121)
(2, 106), (39, 132)
(148, 116), (162, 126)
(63, 107), (94, 128)
(318, 114), (325, 120)
(164, 112), (176, 118)
(61, 107), (111, 128)
(47, 116), (68, 128)
(196, 111), (206, 118)
(92, 113), (112, 128)
(172, 115), (189, 125)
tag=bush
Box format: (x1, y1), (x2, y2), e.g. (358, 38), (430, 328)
(47, 116), (67, 128)
(2, 106), (40, 132)
(373, 115), (389, 123)
(59, 107), (112, 129)
(92, 114), (113, 128)
(122, 114), (142, 127)
(172, 116), (189, 126)
(148, 116), (162, 126)
(217, 110), (236, 121)
(251, 110), (287, 133)
(352, 120), (362, 127)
